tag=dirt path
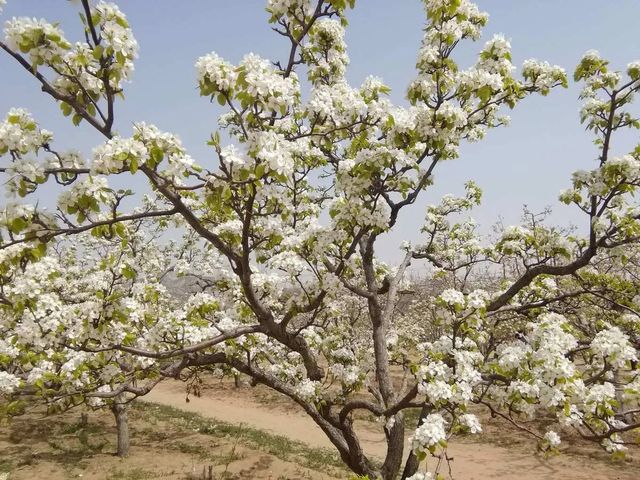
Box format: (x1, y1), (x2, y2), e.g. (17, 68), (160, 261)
(145, 381), (637, 480)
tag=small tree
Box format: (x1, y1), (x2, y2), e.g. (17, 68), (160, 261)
(1, 1), (639, 478)
(0, 223), (182, 457)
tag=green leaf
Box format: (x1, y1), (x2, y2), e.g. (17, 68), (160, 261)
(92, 44), (104, 60)
(60, 102), (73, 117)
(122, 264), (136, 280)
(33, 242), (47, 259)
(477, 85), (492, 102)
(10, 217), (28, 233)
(150, 146), (164, 165)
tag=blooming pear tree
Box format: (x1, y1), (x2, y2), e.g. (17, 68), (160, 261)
(1, 0), (640, 478)
(0, 220), (191, 457)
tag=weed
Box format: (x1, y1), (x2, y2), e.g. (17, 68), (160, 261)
(134, 402), (344, 468)
(184, 465), (214, 480)
(106, 468), (154, 480)
(135, 402), (347, 474)
(0, 458), (12, 473)
(222, 423), (243, 474)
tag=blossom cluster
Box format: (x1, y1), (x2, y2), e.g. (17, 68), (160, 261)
(303, 19), (349, 84)
(94, 1), (138, 75)
(0, 108), (51, 156)
(196, 52), (236, 93)
(410, 413), (447, 453)
(4, 16), (71, 66)
(266, 0), (312, 19)
(197, 51), (300, 117)
(91, 123), (197, 182)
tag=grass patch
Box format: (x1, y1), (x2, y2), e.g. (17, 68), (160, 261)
(106, 468), (154, 480)
(60, 417), (105, 436)
(402, 407), (422, 428)
(0, 458), (13, 473)
(136, 402), (346, 473)
(175, 440), (209, 458)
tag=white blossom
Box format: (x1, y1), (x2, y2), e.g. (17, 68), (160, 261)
(410, 413), (447, 453)
(544, 430), (561, 447)
(0, 371), (21, 394)
(459, 413), (482, 434)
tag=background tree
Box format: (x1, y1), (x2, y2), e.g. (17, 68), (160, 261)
(0, 220), (187, 457)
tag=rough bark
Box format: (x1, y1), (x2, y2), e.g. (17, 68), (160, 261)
(111, 402), (130, 457)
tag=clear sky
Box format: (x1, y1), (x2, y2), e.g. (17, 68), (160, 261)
(1, 1), (640, 261)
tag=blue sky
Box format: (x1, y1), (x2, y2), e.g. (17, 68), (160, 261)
(1, 1), (640, 260)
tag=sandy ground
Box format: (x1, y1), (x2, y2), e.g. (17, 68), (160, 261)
(145, 380), (639, 480)
(0, 400), (342, 480)
(2, 379), (637, 479)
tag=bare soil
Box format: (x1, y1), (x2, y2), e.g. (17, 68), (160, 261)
(146, 379), (640, 480)
(1, 378), (638, 479)
(0, 400), (344, 480)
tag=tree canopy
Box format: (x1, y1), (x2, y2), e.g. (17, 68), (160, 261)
(1, 1), (640, 478)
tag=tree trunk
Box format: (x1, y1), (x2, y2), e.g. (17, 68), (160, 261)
(401, 404), (430, 479)
(381, 413), (405, 480)
(111, 402), (130, 457)
(401, 448), (421, 480)
(614, 371), (632, 424)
